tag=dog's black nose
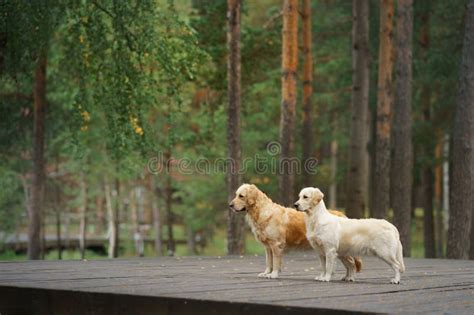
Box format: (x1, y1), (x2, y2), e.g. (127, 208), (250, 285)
(294, 203), (298, 208)
(228, 203), (233, 208)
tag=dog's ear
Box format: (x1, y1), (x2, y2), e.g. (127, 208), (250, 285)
(312, 188), (324, 204)
(246, 185), (259, 206)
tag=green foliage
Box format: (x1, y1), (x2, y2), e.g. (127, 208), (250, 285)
(58, 0), (207, 159)
(412, 0), (465, 180)
(191, 0), (227, 90)
(0, 167), (23, 237)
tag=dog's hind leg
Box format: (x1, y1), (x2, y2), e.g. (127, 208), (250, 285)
(376, 251), (402, 284)
(387, 257), (401, 284)
(340, 257), (355, 282)
(258, 246), (273, 277)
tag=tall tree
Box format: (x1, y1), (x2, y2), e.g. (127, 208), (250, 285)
(130, 187), (144, 257)
(148, 176), (162, 256)
(329, 140), (338, 209)
(447, 0), (474, 260)
(373, 0), (394, 219)
(226, 0), (245, 255)
(279, 0), (298, 206)
(421, 165), (435, 257)
(392, 0), (413, 256)
(78, 170), (88, 260)
(346, 0), (370, 218)
(301, 0), (313, 187)
(434, 142), (444, 258)
(417, 3), (436, 258)
(104, 180), (117, 258)
(28, 52), (47, 260)
(165, 153), (175, 256)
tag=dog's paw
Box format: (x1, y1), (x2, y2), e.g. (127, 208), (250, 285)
(342, 276), (355, 282)
(258, 272), (270, 278)
(265, 271), (279, 279)
(320, 275), (332, 282)
(390, 278), (400, 284)
(314, 273), (326, 281)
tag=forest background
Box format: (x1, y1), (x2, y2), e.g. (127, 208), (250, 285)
(0, 0), (472, 261)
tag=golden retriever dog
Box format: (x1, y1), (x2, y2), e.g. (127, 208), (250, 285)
(229, 184), (362, 279)
(295, 187), (405, 284)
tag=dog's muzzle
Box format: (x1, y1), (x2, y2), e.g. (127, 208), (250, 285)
(229, 204), (246, 212)
(294, 203), (306, 212)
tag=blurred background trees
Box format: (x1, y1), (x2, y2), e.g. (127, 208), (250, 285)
(0, 0), (472, 260)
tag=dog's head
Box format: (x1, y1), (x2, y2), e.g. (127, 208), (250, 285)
(294, 187), (324, 212)
(228, 183), (260, 212)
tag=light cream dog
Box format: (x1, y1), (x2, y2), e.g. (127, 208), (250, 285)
(294, 187), (405, 284)
(229, 184), (362, 279)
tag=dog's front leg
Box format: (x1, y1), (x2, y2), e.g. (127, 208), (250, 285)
(265, 244), (283, 279)
(258, 246), (273, 277)
(321, 249), (337, 282)
(314, 254), (326, 281)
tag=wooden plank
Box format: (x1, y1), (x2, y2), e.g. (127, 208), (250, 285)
(0, 253), (473, 314)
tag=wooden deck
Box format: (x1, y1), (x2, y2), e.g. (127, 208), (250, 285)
(1, 253), (473, 314)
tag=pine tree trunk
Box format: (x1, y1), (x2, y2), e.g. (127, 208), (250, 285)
(20, 176), (29, 253)
(165, 151), (175, 256)
(114, 178), (121, 257)
(79, 171), (88, 260)
(417, 3), (436, 258)
(279, 0), (298, 206)
(95, 195), (105, 234)
(442, 134), (450, 236)
(447, 0), (474, 260)
(434, 142), (444, 258)
(347, 0), (370, 218)
(55, 189), (62, 260)
(373, 0), (394, 219)
(28, 52), (47, 260)
(41, 212), (45, 260)
(301, 0), (314, 187)
(130, 188), (143, 257)
(471, 197), (474, 259)
(368, 107), (376, 216)
(149, 176), (162, 256)
(104, 181), (116, 259)
(187, 225), (196, 255)
(419, 93), (436, 258)
(64, 210), (70, 249)
(54, 160), (62, 260)
(391, 0), (413, 257)
(226, 0), (245, 255)
(421, 167), (436, 258)
(329, 140), (338, 209)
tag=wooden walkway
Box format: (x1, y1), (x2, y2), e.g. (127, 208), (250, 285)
(1, 253), (473, 314)
(1, 233), (200, 254)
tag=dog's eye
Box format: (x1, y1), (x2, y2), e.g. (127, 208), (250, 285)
(303, 196), (308, 199)
(239, 194), (244, 198)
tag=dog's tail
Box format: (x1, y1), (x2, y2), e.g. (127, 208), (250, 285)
(354, 257), (363, 272)
(397, 239), (406, 273)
